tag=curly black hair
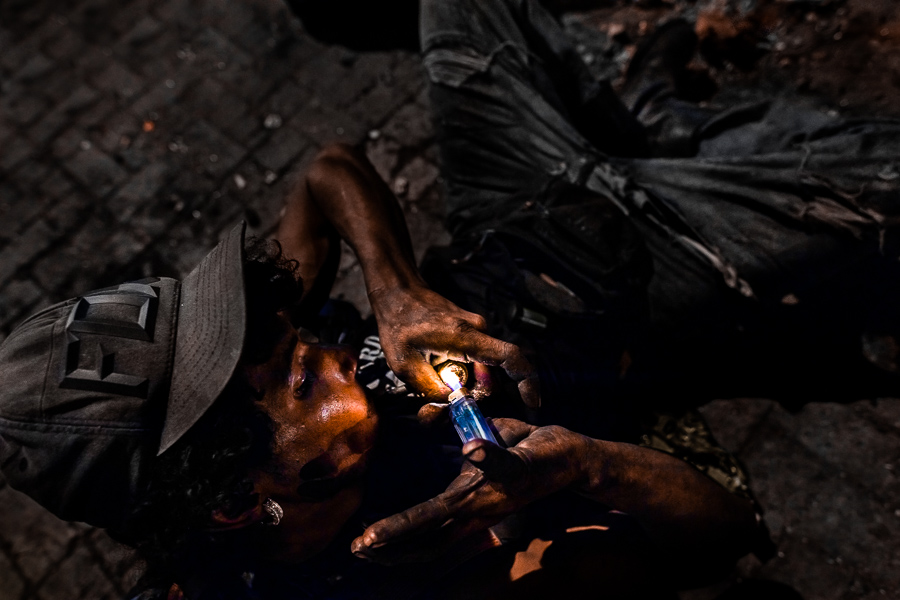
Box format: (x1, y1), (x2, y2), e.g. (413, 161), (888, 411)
(114, 237), (304, 597)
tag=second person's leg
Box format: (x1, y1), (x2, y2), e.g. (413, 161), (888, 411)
(420, 0), (647, 234)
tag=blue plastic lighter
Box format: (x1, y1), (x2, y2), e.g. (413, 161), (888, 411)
(437, 362), (499, 446)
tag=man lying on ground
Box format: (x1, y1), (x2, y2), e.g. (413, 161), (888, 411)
(4, 0), (900, 597)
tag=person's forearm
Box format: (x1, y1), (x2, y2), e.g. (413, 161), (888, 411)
(572, 436), (758, 565)
(276, 143), (425, 319)
(303, 144), (425, 295)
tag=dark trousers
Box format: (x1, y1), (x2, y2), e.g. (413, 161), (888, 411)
(420, 0), (900, 405)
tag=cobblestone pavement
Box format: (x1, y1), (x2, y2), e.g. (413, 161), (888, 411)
(0, 0), (898, 599)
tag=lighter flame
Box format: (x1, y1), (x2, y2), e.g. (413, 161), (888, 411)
(439, 366), (463, 391)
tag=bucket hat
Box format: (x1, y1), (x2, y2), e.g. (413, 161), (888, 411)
(0, 222), (248, 529)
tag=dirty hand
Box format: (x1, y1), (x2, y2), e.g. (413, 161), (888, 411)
(368, 284), (540, 410)
(350, 418), (589, 565)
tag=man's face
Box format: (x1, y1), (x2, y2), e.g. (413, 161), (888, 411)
(242, 312), (378, 560)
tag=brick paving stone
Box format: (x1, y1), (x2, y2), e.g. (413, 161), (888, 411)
(37, 168), (76, 200)
(44, 190), (95, 237)
(291, 44), (345, 90)
(263, 79), (310, 122)
(62, 227), (152, 300)
(379, 94), (436, 150)
(0, 279), (43, 331)
(191, 26), (254, 74)
(0, 219), (55, 286)
(129, 76), (192, 123)
(404, 206), (452, 265)
(89, 59), (146, 102)
(207, 1), (276, 55)
(0, 184), (47, 240)
(73, 44), (115, 78)
(93, 110), (143, 155)
(59, 82), (101, 114)
(274, 29), (325, 67)
(32, 218), (114, 293)
(180, 118), (248, 180)
(242, 152), (317, 237)
(128, 28), (188, 81)
(0, 549), (26, 600)
(159, 204), (245, 276)
(27, 10), (67, 44)
(28, 106), (77, 147)
(8, 160), (52, 198)
(347, 78), (413, 131)
(61, 146), (129, 198)
(50, 127), (87, 160)
(290, 99), (368, 147)
(215, 63), (279, 108)
(151, 0), (205, 38)
(119, 195), (184, 245)
(415, 179), (447, 218)
(699, 398), (775, 454)
(0, 35), (39, 72)
(751, 535), (854, 600)
(394, 156), (439, 205)
(858, 397), (900, 433)
(365, 135), (404, 182)
(73, 95), (118, 130)
(330, 241), (371, 317)
(107, 0), (156, 38)
(35, 543), (119, 600)
(0, 183), (28, 241)
(0, 485), (81, 585)
(111, 162), (172, 221)
(14, 51), (55, 83)
(320, 52), (396, 110)
(39, 70), (86, 108)
(43, 25), (87, 62)
(181, 78), (257, 145)
(118, 129), (169, 173)
(113, 15), (165, 58)
(169, 168), (217, 204)
(768, 401), (900, 498)
(67, 0), (118, 46)
(0, 114), (14, 147)
(254, 125), (312, 173)
(0, 134), (35, 172)
(2, 90), (49, 127)
(187, 190), (248, 239)
(738, 405), (900, 594)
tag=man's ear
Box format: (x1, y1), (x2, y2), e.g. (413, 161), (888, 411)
(208, 502), (266, 532)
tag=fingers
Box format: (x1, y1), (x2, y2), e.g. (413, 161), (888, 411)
(448, 330), (541, 408)
(471, 362), (493, 400)
(351, 494), (456, 563)
(517, 374), (541, 409)
(391, 350), (450, 403)
(490, 418), (538, 447)
(417, 402), (450, 427)
(462, 439), (528, 484)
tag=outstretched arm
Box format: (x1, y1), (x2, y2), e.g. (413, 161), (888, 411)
(275, 143), (539, 406)
(351, 418), (760, 583)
